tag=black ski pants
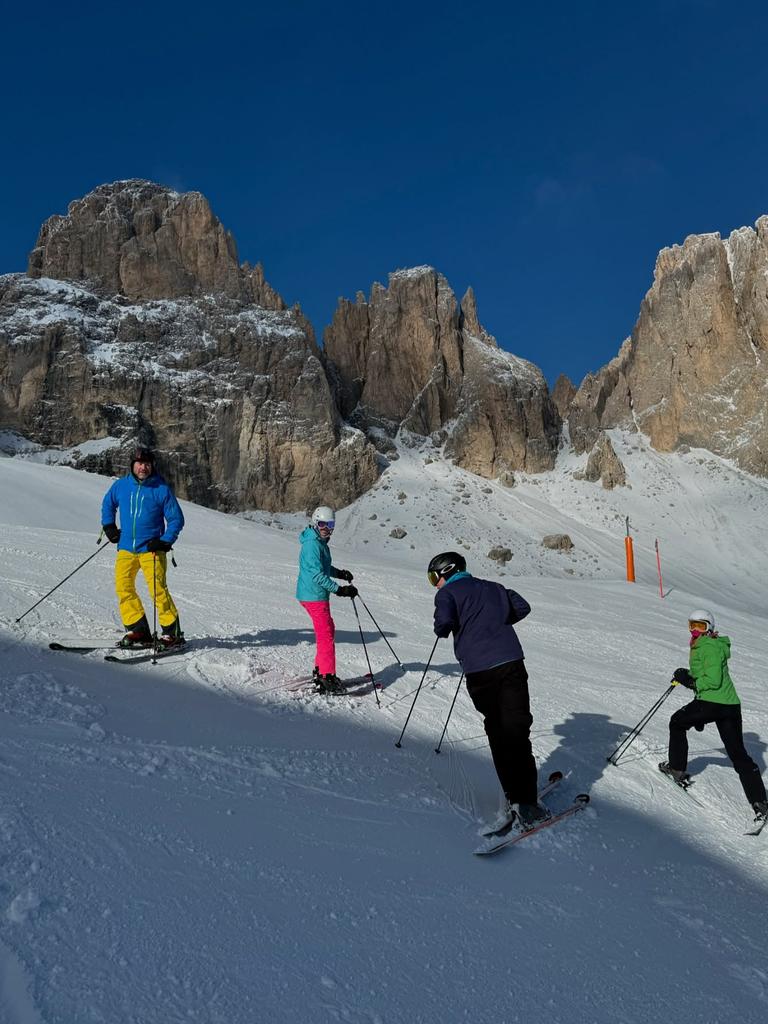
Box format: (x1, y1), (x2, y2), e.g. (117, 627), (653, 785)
(465, 659), (537, 805)
(669, 699), (767, 806)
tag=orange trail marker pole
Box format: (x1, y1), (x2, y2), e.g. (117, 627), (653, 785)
(625, 517), (635, 583)
(655, 538), (664, 598)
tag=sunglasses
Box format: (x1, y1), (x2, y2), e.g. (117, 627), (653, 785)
(428, 570), (441, 587)
(316, 521), (335, 530)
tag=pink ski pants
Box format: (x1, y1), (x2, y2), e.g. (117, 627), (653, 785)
(299, 600), (336, 675)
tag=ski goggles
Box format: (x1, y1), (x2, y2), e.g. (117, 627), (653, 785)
(428, 570), (441, 587)
(688, 620), (709, 633)
(316, 520), (335, 530)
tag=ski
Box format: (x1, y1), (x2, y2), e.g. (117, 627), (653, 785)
(480, 770), (565, 838)
(658, 762), (693, 791)
(656, 763), (706, 807)
(474, 795), (590, 856)
(284, 675), (314, 691)
(285, 673), (375, 695)
(105, 644), (187, 665)
(50, 640), (125, 653)
(744, 815), (768, 837)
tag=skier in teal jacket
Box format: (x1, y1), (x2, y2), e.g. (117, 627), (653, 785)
(659, 609), (767, 825)
(296, 505), (357, 695)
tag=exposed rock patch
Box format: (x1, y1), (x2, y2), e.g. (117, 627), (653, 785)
(487, 546), (513, 563)
(542, 534), (574, 551)
(574, 434), (627, 489)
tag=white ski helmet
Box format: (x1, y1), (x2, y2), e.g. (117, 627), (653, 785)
(688, 609), (715, 631)
(311, 505), (335, 527)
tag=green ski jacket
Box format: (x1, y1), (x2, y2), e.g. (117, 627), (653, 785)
(689, 635), (740, 705)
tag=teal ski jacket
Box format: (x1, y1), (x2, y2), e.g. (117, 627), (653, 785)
(295, 526), (343, 601)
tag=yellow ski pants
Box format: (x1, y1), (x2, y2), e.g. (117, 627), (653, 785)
(115, 550), (179, 629)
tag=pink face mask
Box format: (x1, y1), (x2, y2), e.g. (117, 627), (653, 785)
(689, 628), (706, 646)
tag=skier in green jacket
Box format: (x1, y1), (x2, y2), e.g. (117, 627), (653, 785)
(659, 609), (768, 825)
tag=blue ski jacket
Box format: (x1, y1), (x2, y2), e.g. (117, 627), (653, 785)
(433, 572), (530, 673)
(296, 526), (343, 601)
(101, 473), (184, 554)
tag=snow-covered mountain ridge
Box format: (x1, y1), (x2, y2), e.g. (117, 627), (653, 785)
(1, 441), (768, 1022)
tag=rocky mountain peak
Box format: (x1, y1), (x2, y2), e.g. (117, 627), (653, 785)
(325, 267), (560, 476)
(27, 179), (286, 309)
(568, 215), (768, 475)
(551, 374), (577, 418)
(3, 182), (377, 512)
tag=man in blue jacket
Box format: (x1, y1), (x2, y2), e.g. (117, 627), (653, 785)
(101, 447), (185, 647)
(430, 551), (547, 829)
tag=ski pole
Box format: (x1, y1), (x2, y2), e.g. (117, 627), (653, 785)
(351, 597), (380, 708)
(395, 636), (440, 748)
(152, 553), (158, 665)
(655, 539), (664, 599)
(15, 539), (109, 624)
(606, 684), (675, 766)
(434, 673), (464, 754)
(357, 595), (402, 666)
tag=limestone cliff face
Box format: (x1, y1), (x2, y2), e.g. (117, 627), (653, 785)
(28, 179), (287, 310)
(569, 218), (768, 474)
(324, 267), (560, 476)
(551, 374), (577, 418)
(2, 182), (378, 512)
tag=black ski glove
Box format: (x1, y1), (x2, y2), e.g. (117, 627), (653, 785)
(336, 569), (354, 582)
(103, 523), (120, 544)
(336, 585), (358, 599)
(146, 538), (173, 553)
(672, 667), (696, 690)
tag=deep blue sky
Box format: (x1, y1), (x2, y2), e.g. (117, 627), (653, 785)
(2, 0), (767, 385)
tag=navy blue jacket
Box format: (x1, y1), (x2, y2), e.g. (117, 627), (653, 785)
(433, 572), (530, 674)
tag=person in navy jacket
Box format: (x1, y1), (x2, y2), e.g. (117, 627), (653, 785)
(430, 551), (547, 828)
(101, 446), (185, 647)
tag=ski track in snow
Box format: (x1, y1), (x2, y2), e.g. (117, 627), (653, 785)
(1, 447), (768, 1022)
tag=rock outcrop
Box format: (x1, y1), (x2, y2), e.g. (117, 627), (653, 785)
(324, 267), (560, 477)
(542, 534), (574, 551)
(569, 218), (768, 474)
(551, 374), (577, 418)
(1, 182), (378, 512)
(574, 433), (627, 489)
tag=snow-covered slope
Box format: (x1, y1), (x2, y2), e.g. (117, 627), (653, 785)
(1, 449), (768, 1023)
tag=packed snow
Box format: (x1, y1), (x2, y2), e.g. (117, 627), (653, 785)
(1, 438), (768, 1023)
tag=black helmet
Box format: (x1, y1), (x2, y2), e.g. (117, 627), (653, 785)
(129, 446), (155, 468)
(427, 551), (466, 587)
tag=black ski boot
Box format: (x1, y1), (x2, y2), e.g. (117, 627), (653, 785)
(317, 673), (346, 696)
(516, 803), (552, 829)
(752, 800), (768, 824)
(658, 761), (691, 788)
(158, 617), (185, 648)
(119, 616), (152, 648)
